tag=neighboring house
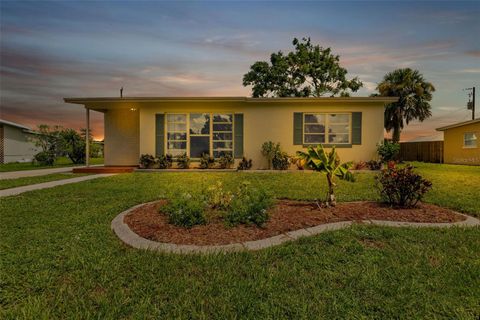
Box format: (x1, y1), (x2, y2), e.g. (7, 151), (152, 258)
(0, 119), (39, 164)
(436, 119), (480, 165)
(64, 96), (397, 168)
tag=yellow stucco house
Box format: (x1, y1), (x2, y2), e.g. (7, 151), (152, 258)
(64, 96), (397, 169)
(436, 119), (480, 165)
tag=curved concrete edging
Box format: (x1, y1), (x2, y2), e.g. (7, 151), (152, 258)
(111, 201), (480, 254)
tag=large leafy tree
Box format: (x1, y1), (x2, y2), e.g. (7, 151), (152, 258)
(243, 37), (363, 97)
(376, 68), (435, 143)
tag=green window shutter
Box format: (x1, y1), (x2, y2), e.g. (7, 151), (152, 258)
(155, 114), (165, 157)
(234, 113), (244, 159)
(293, 112), (303, 145)
(352, 112), (362, 145)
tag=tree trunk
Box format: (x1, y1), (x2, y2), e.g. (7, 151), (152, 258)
(326, 173), (336, 207)
(392, 124), (401, 143)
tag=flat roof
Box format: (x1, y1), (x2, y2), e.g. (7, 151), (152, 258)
(64, 96), (399, 104)
(436, 118), (480, 131)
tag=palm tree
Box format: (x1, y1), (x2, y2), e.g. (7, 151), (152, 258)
(297, 145), (355, 207)
(377, 68), (435, 143)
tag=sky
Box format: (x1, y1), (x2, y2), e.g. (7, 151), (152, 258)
(1, 1), (479, 141)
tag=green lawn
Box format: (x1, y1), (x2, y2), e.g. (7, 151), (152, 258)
(1, 164), (479, 318)
(0, 173), (91, 190)
(0, 157), (104, 172)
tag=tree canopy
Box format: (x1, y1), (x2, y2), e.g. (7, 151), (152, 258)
(376, 68), (435, 143)
(243, 37), (362, 97)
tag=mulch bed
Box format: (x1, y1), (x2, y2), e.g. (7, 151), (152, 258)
(124, 200), (466, 246)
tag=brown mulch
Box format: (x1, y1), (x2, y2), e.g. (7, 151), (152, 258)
(123, 200), (466, 246)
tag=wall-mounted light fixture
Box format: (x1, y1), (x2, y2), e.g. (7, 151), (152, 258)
(130, 108), (137, 111)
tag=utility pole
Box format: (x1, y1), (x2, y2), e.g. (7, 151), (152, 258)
(466, 87), (476, 120)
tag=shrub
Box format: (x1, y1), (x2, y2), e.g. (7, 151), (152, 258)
(176, 153), (190, 169)
(272, 151), (290, 170)
(163, 193), (206, 228)
(352, 161), (368, 170)
(199, 153), (215, 169)
(224, 182), (273, 227)
(237, 157), (252, 170)
(205, 181), (233, 210)
(218, 153), (234, 169)
(377, 141), (400, 162)
(261, 141), (280, 169)
(34, 151), (56, 166)
(157, 154), (173, 169)
(366, 160), (383, 170)
(292, 156), (305, 170)
(139, 154), (156, 169)
(375, 162), (432, 208)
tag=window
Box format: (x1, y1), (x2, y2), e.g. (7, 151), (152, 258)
(166, 114), (187, 156)
(464, 132), (477, 148)
(165, 112), (233, 158)
(303, 113), (351, 144)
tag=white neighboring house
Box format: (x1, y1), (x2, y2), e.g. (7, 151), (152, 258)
(0, 119), (39, 164)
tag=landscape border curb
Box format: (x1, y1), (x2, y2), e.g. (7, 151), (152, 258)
(111, 201), (480, 254)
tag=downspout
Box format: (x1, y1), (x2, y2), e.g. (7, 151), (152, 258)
(85, 107), (90, 167)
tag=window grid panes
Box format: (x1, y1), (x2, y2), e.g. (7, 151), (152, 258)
(166, 114), (187, 157)
(213, 114), (233, 158)
(303, 113), (351, 144)
(464, 132), (477, 148)
(189, 113), (210, 158)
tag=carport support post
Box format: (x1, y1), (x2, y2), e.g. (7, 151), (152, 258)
(85, 107), (90, 167)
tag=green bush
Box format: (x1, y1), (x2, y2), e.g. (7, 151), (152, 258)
(375, 162), (432, 208)
(237, 157), (252, 170)
(367, 160), (382, 170)
(261, 141), (280, 169)
(377, 141), (400, 162)
(218, 153), (234, 169)
(199, 153), (215, 169)
(157, 154), (173, 169)
(176, 153), (190, 169)
(205, 181), (233, 210)
(224, 182), (273, 227)
(139, 154), (156, 168)
(34, 151), (56, 166)
(272, 151), (290, 170)
(163, 193), (206, 228)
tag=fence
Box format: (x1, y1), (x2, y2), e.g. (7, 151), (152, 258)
(399, 141), (444, 163)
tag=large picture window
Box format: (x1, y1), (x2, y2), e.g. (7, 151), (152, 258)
(165, 112), (234, 158)
(464, 132), (477, 148)
(303, 113), (351, 145)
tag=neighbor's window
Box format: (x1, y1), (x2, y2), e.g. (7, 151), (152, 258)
(166, 114), (187, 156)
(304, 113), (351, 144)
(464, 132), (477, 148)
(212, 114), (233, 158)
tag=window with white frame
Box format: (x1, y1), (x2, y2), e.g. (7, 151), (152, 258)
(166, 114), (187, 156)
(303, 113), (351, 144)
(463, 132), (477, 148)
(165, 112), (233, 158)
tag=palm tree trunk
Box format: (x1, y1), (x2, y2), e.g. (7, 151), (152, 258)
(392, 123), (401, 143)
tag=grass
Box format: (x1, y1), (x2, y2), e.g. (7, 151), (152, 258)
(1, 164), (479, 318)
(0, 157), (104, 172)
(0, 173), (91, 190)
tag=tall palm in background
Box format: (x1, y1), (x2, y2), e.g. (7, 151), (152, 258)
(377, 68), (435, 143)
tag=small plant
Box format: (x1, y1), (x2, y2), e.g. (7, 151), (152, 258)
(139, 154), (156, 169)
(352, 161), (368, 170)
(237, 157), (253, 170)
(176, 153), (190, 169)
(261, 141), (280, 169)
(34, 151), (56, 166)
(292, 156), (305, 170)
(366, 160), (382, 170)
(205, 181), (233, 210)
(163, 193), (206, 228)
(377, 141), (400, 162)
(224, 181), (273, 227)
(218, 153), (234, 169)
(375, 162), (432, 208)
(157, 154), (173, 169)
(199, 153), (215, 169)
(272, 151), (290, 170)
(297, 145), (355, 207)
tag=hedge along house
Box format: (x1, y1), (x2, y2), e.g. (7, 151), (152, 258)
(436, 119), (480, 165)
(64, 97), (397, 169)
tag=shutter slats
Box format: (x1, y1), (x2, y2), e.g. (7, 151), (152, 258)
(293, 112), (303, 145)
(234, 114), (244, 158)
(155, 114), (165, 156)
(351, 112), (362, 145)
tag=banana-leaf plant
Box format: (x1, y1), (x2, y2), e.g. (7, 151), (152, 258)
(297, 145), (355, 207)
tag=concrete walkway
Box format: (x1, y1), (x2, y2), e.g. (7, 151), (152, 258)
(0, 164), (102, 180)
(0, 174), (116, 197)
(112, 201), (480, 254)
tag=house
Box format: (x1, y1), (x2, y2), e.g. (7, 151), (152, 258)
(0, 119), (39, 164)
(64, 97), (397, 169)
(436, 119), (480, 165)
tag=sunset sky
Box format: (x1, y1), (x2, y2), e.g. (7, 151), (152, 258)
(1, 1), (479, 141)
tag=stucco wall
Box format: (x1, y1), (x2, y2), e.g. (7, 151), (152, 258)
(443, 122), (480, 165)
(136, 100), (384, 169)
(104, 108), (139, 166)
(2, 125), (39, 163)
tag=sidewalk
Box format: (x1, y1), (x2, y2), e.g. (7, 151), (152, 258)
(0, 174), (116, 197)
(0, 164), (102, 180)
